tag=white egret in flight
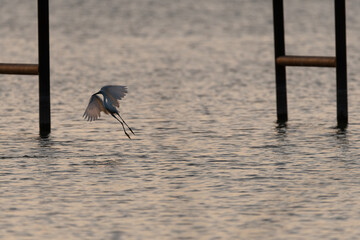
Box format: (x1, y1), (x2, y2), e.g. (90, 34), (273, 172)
(83, 85), (135, 139)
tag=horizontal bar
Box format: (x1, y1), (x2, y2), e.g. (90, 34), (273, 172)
(276, 56), (336, 68)
(0, 63), (39, 75)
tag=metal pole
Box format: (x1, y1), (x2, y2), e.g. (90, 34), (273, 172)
(335, 0), (348, 128)
(0, 63), (39, 75)
(38, 0), (51, 137)
(273, 0), (288, 123)
(276, 56), (336, 68)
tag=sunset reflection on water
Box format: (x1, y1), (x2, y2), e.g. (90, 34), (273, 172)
(1, 0), (360, 239)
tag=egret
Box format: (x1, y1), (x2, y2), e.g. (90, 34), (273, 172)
(83, 85), (135, 139)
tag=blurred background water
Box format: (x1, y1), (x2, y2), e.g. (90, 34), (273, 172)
(1, 0), (360, 239)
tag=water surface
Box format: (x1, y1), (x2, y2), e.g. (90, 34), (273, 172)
(1, 1), (360, 239)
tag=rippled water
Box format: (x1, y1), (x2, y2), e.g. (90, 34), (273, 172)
(1, 0), (360, 239)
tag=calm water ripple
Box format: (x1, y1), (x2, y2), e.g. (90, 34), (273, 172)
(1, 0), (360, 239)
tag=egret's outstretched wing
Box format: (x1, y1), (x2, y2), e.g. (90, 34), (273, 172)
(83, 94), (108, 121)
(101, 85), (127, 107)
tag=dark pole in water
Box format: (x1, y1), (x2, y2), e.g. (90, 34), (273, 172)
(335, 0), (348, 128)
(38, 0), (51, 137)
(272, 0), (288, 124)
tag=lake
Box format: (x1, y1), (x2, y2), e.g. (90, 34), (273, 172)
(1, 0), (360, 239)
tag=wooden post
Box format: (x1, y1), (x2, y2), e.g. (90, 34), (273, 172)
(335, 0), (348, 128)
(273, 0), (288, 124)
(38, 0), (51, 137)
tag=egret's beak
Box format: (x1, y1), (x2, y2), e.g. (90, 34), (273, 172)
(95, 91), (101, 95)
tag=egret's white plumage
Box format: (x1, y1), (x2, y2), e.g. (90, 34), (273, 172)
(83, 85), (134, 139)
(83, 94), (109, 121)
(101, 85), (127, 107)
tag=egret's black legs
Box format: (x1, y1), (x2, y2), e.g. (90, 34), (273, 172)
(116, 113), (135, 135)
(111, 113), (131, 139)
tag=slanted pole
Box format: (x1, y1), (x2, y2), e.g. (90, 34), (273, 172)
(38, 0), (51, 137)
(335, 0), (348, 128)
(273, 0), (288, 124)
